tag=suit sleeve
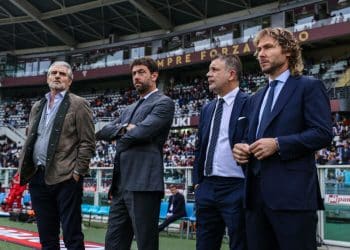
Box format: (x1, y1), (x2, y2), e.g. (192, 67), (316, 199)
(173, 193), (186, 216)
(74, 99), (96, 175)
(192, 106), (205, 186)
(95, 117), (123, 141)
(235, 95), (250, 144)
(116, 97), (175, 152)
(278, 79), (332, 161)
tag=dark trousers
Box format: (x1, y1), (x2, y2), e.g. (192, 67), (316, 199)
(245, 175), (318, 250)
(105, 189), (162, 250)
(195, 176), (246, 250)
(29, 167), (84, 250)
(158, 214), (183, 232)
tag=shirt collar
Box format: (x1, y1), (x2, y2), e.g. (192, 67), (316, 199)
(143, 88), (158, 100)
(269, 69), (290, 84)
(45, 90), (67, 102)
(218, 87), (239, 106)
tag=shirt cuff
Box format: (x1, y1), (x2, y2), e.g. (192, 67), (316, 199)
(73, 170), (83, 176)
(274, 137), (280, 153)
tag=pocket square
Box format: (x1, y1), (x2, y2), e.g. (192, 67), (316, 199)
(238, 116), (246, 120)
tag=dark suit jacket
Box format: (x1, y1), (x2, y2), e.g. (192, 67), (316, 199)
(245, 75), (332, 210)
(168, 192), (186, 217)
(341, 147), (350, 164)
(19, 93), (96, 185)
(193, 90), (249, 185)
(96, 91), (175, 193)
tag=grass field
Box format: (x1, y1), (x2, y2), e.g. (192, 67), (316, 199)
(0, 217), (229, 250)
(324, 220), (350, 242)
(2, 216), (350, 249)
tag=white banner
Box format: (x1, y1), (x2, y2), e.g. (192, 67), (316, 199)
(325, 194), (350, 205)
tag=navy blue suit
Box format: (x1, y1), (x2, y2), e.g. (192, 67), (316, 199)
(158, 192), (186, 232)
(244, 75), (332, 250)
(193, 90), (248, 250)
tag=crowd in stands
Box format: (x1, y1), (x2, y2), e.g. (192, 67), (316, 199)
(163, 129), (196, 167)
(164, 77), (214, 117)
(0, 98), (32, 128)
(0, 139), (21, 168)
(90, 140), (116, 168)
(316, 114), (350, 165)
(88, 88), (138, 120)
(1, 56), (350, 170)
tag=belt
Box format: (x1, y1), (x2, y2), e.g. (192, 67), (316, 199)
(203, 176), (244, 183)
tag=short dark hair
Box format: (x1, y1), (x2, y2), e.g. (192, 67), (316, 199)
(169, 184), (176, 189)
(212, 54), (242, 79)
(130, 57), (159, 73)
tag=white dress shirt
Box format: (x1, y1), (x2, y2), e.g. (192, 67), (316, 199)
(205, 87), (244, 178)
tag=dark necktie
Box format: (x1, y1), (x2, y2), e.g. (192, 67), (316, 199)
(205, 98), (224, 176)
(253, 80), (278, 176)
(256, 80), (278, 139)
(128, 98), (144, 123)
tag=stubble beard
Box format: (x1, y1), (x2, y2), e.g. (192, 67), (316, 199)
(135, 81), (150, 96)
(48, 82), (65, 91)
(260, 60), (285, 76)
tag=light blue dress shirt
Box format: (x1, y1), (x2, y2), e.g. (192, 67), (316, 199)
(257, 70), (290, 134)
(205, 87), (244, 178)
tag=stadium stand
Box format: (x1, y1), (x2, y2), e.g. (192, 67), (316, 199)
(1, 0), (350, 247)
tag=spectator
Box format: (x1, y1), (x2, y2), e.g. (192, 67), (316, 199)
(158, 184), (186, 232)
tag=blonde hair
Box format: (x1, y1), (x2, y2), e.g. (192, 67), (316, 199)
(254, 27), (304, 76)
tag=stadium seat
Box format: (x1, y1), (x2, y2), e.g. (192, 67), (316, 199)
(96, 206), (110, 222)
(81, 204), (91, 214)
(0, 192), (6, 204)
(344, 170), (350, 186)
(22, 193), (31, 206)
(159, 201), (168, 220)
(180, 202), (195, 239)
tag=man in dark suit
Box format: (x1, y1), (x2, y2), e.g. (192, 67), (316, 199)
(158, 184), (186, 232)
(193, 54), (248, 250)
(341, 142), (350, 164)
(96, 57), (174, 250)
(18, 61), (95, 249)
(233, 27), (332, 250)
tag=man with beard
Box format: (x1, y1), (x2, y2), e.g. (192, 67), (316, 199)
(96, 57), (174, 250)
(233, 27), (332, 250)
(18, 61), (95, 249)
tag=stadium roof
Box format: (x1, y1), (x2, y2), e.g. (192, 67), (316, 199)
(0, 0), (314, 52)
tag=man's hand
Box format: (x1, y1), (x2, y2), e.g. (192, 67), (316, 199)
(249, 138), (278, 160)
(233, 143), (251, 164)
(126, 124), (136, 131)
(73, 173), (80, 182)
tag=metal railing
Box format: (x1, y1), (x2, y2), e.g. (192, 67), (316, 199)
(1, 165), (350, 246)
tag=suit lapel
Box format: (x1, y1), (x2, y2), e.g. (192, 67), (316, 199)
(259, 76), (298, 136)
(202, 100), (217, 147)
(46, 93), (71, 168)
(31, 98), (47, 135)
(249, 87), (268, 141)
(228, 91), (244, 147)
(20, 98), (47, 184)
(126, 99), (143, 122)
(126, 91), (160, 122)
